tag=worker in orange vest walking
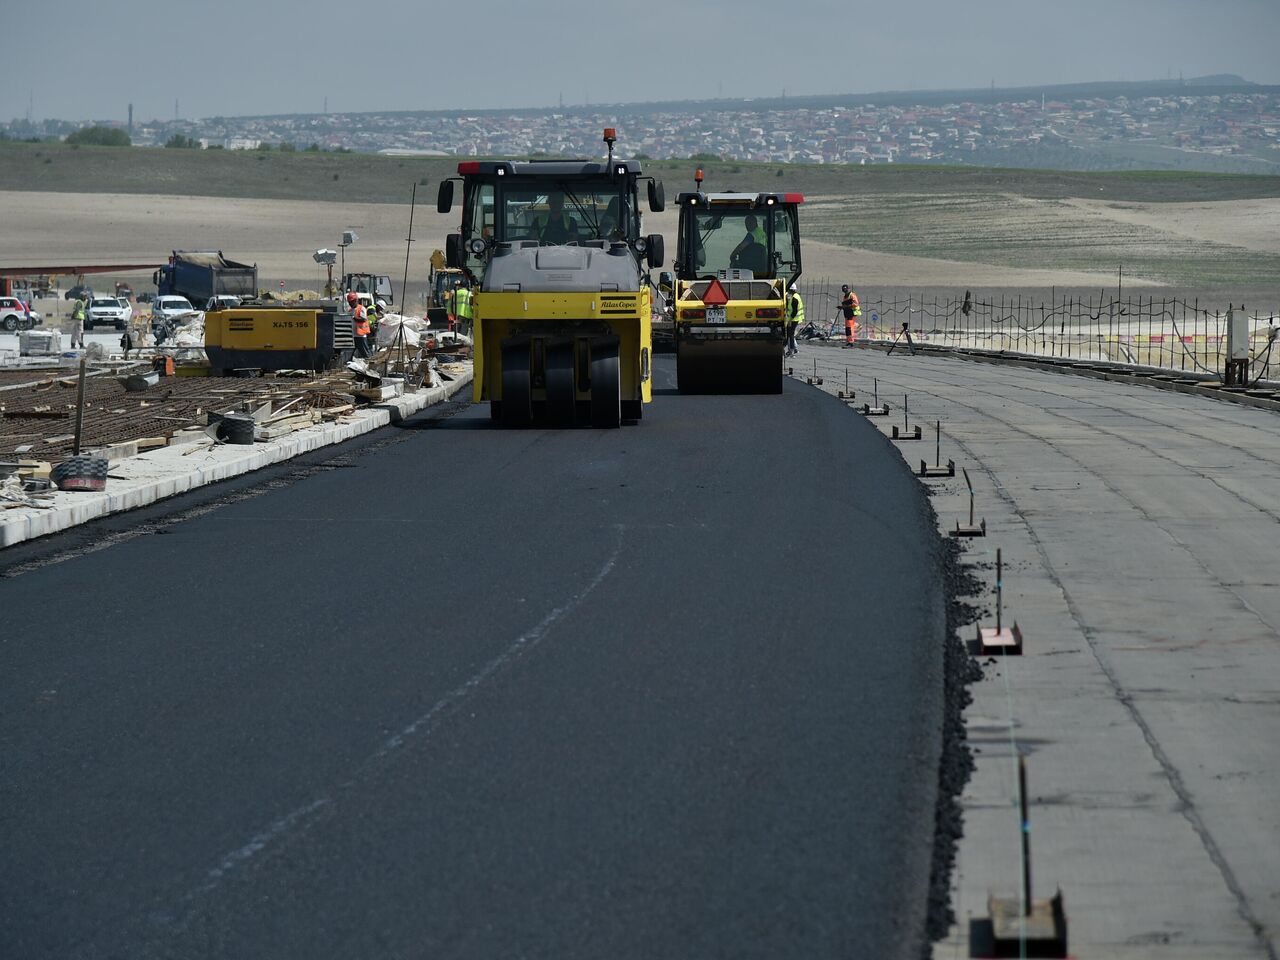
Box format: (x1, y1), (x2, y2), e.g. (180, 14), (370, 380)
(840, 285), (861, 345)
(350, 292), (372, 358)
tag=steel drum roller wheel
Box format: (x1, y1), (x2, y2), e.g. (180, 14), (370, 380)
(767, 363), (784, 394)
(676, 345), (702, 394)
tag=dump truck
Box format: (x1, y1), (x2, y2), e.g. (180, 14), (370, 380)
(204, 300), (354, 376)
(437, 129), (666, 427)
(668, 174), (804, 393)
(154, 251), (258, 304)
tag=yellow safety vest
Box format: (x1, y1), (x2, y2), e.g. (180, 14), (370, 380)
(455, 286), (473, 320)
(789, 292), (805, 325)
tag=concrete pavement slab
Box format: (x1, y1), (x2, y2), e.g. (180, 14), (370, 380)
(791, 344), (1279, 958)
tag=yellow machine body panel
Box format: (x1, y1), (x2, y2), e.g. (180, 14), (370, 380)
(473, 289), (652, 406)
(674, 279), (787, 327)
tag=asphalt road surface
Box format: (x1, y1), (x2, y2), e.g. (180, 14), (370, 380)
(1, 357), (948, 959)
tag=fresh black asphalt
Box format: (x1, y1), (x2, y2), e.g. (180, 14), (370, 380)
(1, 357), (948, 959)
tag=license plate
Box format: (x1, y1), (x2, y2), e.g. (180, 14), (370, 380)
(706, 306), (726, 324)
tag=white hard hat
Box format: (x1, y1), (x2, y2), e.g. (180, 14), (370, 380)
(376, 299), (387, 309)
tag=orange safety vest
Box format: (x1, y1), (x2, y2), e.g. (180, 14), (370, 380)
(353, 304), (371, 337)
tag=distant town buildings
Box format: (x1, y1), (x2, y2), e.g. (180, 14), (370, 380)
(7, 90), (1279, 171)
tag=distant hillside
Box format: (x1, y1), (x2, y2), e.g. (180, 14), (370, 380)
(1185, 74), (1253, 87)
(237, 76), (1274, 122)
(3, 140), (1280, 206)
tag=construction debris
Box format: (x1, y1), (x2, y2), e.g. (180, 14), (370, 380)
(0, 300), (473, 489)
(0, 473), (55, 511)
(0, 363), (424, 462)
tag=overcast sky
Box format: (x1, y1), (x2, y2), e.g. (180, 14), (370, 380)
(8, 0), (1279, 123)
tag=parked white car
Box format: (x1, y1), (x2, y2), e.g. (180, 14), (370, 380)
(87, 296), (131, 330)
(151, 295), (198, 324)
(205, 295), (242, 311)
(0, 296), (42, 331)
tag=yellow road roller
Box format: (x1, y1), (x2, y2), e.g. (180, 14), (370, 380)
(437, 130), (666, 427)
(667, 174), (805, 393)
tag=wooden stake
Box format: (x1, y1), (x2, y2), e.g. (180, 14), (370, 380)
(72, 358), (87, 456)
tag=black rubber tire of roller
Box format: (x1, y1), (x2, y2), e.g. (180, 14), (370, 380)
(546, 342), (577, 427)
(501, 342), (533, 428)
(590, 346), (621, 429)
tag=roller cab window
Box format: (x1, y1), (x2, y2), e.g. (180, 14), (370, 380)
(500, 182), (630, 245)
(769, 207), (801, 286)
(463, 183), (495, 278)
(690, 208), (777, 278)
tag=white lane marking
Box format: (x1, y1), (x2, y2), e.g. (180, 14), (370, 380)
(204, 797), (333, 884)
(379, 529), (622, 755)
(174, 526), (625, 911)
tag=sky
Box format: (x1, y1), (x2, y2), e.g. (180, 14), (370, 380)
(8, 0), (1280, 123)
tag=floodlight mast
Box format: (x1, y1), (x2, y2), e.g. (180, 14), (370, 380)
(338, 230), (357, 290)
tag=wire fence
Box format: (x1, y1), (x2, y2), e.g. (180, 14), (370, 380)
(794, 288), (1280, 383)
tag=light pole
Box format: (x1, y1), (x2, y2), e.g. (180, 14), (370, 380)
(338, 229), (357, 295)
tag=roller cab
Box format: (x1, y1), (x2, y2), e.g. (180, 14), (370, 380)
(439, 134), (666, 428)
(673, 182), (804, 394)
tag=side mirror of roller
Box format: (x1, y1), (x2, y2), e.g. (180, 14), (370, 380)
(646, 234), (664, 270)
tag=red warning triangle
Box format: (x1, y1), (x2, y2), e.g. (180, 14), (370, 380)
(702, 277), (730, 306)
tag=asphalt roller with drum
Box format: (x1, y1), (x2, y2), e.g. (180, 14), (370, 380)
(665, 174), (805, 394)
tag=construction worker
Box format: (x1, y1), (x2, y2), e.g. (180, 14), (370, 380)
(840, 284), (861, 345)
(372, 299), (388, 345)
(454, 282), (473, 334)
(70, 295), (87, 349)
(786, 285), (804, 357)
(351, 293), (371, 358)
(731, 214), (768, 273)
(537, 194), (577, 244)
(598, 197), (625, 241)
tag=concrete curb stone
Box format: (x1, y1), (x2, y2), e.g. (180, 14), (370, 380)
(0, 367), (473, 549)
